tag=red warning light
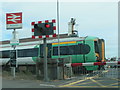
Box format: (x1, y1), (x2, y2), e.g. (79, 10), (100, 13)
(45, 24), (50, 28)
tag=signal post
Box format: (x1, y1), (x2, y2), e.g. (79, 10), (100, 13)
(31, 19), (56, 81)
(43, 38), (48, 81)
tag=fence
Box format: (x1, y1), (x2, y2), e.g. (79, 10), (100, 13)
(64, 61), (120, 80)
(35, 56), (72, 80)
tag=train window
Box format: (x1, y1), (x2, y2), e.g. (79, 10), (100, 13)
(53, 44), (90, 56)
(75, 45), (80, 54)
(47, 44), (52, 58)
(53, 46), (58, 56)
(53, 46), (68, 55)
(78, 44), (90, 54)
(94, 41), (99, 53)
(68, 44), (90, 55)
(0, 50), (10, 58)
(68, 45), (75, 55)
(40, 44), (52, 58)
(18, 48), (38, 57)
(53, 45), (75, 56)
(40, 44), (43, 57)
(60, 46), (68, 55)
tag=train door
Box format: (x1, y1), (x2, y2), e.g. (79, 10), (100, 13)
(84, 38), (105, 62)
(76, 41), (84, 63)
(84, 40), (96, 63)
(97, 39), (105, 62)
(94, 39), (105, 70)
(40, 43), (52, 58)
(84, 38), (97, 71)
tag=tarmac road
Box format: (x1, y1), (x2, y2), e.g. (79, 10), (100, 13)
(2, 78), (62, 88)
(59, 77), (120, 88)
(2, 76), (119, 88)
(2, 68), (120, 88)
(59, 68), (120, 88)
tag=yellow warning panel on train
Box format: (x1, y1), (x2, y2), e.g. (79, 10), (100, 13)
(52, 41), (76, 45)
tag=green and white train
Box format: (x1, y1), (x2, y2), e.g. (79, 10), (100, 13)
(33, 36), (105, 71)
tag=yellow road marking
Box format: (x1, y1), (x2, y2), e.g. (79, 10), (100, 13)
(77, 82), (93, 85)
(108, 83), (118, 86)
(103, 70), (109, 73)
(59, 77), (120, 88)
(59, 70), (119, 88)
(59, 79), (86, 87)
(59, 77), (95, 87)
(61, 86), (120, 88)
(77, 80), (104, 85)
(111, 78), (120, 81)
(90, 79), (107, 87)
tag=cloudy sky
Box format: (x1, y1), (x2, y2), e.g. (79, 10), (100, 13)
(0, 0), (119, 58)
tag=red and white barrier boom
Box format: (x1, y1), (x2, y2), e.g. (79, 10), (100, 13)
(65, 61), (120, 67)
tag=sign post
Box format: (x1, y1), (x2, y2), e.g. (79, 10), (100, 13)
(31, 19), (56, 82)
(6, 12), (22, 78)
(43, 38), (48, 81)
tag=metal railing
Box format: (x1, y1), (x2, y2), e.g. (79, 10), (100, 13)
(64, 61), (120, 80)
(36, 56), (72, 80)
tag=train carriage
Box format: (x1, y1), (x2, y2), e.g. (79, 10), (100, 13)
(32, 36), (105, 71)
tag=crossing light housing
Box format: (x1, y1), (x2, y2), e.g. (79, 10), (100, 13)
(34, 22), (54, 36)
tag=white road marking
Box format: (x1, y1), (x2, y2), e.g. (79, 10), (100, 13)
(40, 84), (56, 87)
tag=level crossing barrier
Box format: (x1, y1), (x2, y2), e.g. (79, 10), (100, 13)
(65, 61), (120, 67)
(63, 61), (120, 80)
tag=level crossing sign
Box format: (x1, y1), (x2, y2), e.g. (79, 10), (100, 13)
(6, 12), (22, 29)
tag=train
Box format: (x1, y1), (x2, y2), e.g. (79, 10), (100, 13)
(0, 35), (105, 71)
(32, 36), (105, 71)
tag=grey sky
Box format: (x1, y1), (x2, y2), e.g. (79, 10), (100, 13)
(0, 0), (118, 58)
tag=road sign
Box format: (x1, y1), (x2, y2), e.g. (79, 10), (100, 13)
(10, 39), (19, 45)
(10, 30), (19, 45)
(6, 12), (22, 29)
(31, 19), (56, 39)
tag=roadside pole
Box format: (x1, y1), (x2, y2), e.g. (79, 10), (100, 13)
(43, 38), (48, 82)
(13, 44), (16, 79)
(11, 29), (17, 78)
(57, 0), (60, 79)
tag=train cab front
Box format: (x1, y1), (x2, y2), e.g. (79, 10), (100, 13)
(94, 39), (106, 63)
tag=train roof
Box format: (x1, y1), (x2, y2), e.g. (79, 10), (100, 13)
(0, 34), (98, 50)
(0, 34), (87, 45)
(0, 34), (68, 45)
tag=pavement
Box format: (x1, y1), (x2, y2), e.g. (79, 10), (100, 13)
(2, 77), (72, 88)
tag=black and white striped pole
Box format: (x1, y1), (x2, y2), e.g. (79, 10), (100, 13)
(10, 29), (18, 78)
